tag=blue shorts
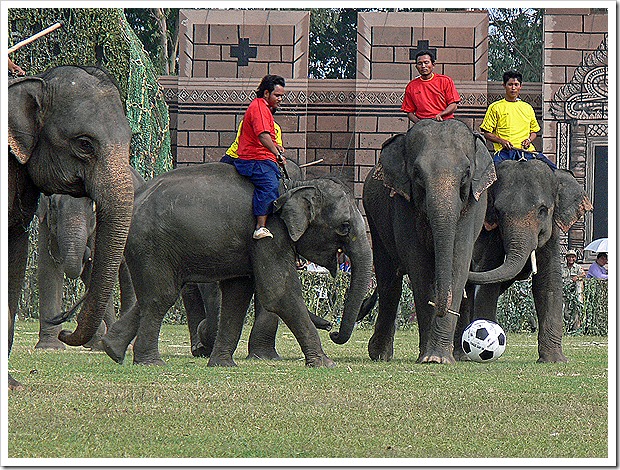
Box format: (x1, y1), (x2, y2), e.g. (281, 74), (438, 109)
(232, 159), (282, 216)
(493, 149), (557, 171)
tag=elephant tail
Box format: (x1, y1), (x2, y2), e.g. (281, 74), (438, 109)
(48, 294), (86, 325)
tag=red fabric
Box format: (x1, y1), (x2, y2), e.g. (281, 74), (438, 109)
(401, 74), (460, 119)
(237, 97), (277, 162)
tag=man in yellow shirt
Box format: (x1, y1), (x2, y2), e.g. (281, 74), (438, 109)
(480, 70), (556, 170)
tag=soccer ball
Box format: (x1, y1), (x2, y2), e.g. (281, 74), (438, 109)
(461, 319), (506, 362)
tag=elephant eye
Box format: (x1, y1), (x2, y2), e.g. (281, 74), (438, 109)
(336, 222), (351, 236)
(76, 137), (95, 156)
(538, 205), (548, 218)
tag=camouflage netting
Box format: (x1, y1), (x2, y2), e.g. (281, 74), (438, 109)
(8, 8), (171, 179)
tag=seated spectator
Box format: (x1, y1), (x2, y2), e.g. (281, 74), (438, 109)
(586, 252), (608, 280)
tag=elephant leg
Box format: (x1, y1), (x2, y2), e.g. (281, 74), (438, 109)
(132, 290), (180, 366)
(368, 240), (402, 362)
(208, 278), (254, 367)
(101, 303), (141, 364)
(247, 298), (281, 360)
(454, 282), (476, 361)
(182, 283), (211, 357)
(533, 241), (568, 363)
(8, 228), (29, 390)
(36, 227), (66, 350)
(118, 259), (136, 318)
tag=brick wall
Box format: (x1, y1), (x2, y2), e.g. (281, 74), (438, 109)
(542, 8), (608, 256)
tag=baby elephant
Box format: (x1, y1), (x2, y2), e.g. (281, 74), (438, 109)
(102, 163), (373, 368)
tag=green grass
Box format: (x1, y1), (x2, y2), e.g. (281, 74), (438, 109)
(7, 319), (609, 460)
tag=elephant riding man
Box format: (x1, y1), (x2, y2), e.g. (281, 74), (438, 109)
(480, 70), (557, 171)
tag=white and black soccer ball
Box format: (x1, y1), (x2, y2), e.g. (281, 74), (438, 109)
(461, 319), (506, 362)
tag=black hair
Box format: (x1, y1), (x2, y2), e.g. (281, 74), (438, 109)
(256, 75), (286, 99)
(415, 50), (436, 64)
(597, 252), (608, 259)
(502, 70), (523, 85)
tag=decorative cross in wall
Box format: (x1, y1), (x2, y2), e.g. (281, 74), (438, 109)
(230, 37), (257, 67)
(409, 39), (437, 61)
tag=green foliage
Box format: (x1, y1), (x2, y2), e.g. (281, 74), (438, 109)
(308, 9), (358, 79)
(488, 8), (543, 82)
(8, 321), (609, 458)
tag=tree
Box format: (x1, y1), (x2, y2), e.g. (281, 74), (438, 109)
(487, 8), (543, 82)
(124, 8), (179, 75)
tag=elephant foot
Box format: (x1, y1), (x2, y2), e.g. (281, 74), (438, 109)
(247, 348), (282, 361)
(453, 348), (471, 362)
(417, 348), (456, 365)
(207, 354), (237, 367)
(101, 336), (128, 364)
(305, 354), (336, 368)
(537, 350), (568, 363)
(35, 336), (66, 350)
(368, 333), (394, 361)
(8, 373), (24, 391)
(83, 338), (107, 352)
(191, 342), (210, 358)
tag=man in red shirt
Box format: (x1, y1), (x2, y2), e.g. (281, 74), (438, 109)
(401, 50), (460, 124)
(233, 74), (287, 240)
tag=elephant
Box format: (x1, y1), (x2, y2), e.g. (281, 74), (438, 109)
(180, 156), (333, 361)
(8, 65), (134, 390)
(36, 166), (146, 350)
(457, 159), (593, 363)
(101, 162), (373, 367)
(361, 119), (496, 364)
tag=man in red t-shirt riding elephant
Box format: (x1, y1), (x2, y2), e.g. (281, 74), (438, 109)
(401, 50), (461, 124)
(232, 74), (287, 240)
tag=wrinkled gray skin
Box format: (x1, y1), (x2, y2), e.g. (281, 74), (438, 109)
(362, 119), (496, 364)
(8, 66), (133, 390)
(182, 160), (332, 361)
(36, 167), (145, 350)
(457, 160), (592, 363)
(102, 162), (373, 367)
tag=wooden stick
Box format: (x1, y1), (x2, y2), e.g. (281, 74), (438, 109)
(8, 22), (63, 54)
(299, 159), (324, 168)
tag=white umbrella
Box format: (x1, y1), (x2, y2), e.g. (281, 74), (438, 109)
(584, 237), (608, 253)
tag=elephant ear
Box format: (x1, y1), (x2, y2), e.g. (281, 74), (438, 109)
(273, 185), (319, 242)
(379, 133), (410, 200)
(8, 77), (46, 164)
(554, 169), (593, 232)
(470, 133), (497, 201)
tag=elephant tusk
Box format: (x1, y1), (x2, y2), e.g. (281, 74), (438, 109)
(530, 250), (538, 275)
(428, 300), (460, 317)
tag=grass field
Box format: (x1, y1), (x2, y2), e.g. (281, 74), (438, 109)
(6, 319), (610, 462)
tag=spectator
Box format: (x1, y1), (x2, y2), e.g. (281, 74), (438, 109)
(401, 49), (460, 124)
(562, 250), (586, 286)
(233, 75), (287, 240)
(480, 70), (556, 170)
(587, 252), (608, 280)
(562, 249), (585, 331)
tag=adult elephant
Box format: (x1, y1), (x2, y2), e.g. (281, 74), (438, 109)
(459, 159), (592, 362)
(362, 119), (496, 364)
(101, 163), (373, 367)
(8, 66), (134, 390)
(36, 166), (145, 350)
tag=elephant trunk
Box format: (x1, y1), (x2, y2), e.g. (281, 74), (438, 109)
(468, 224), (537, 285)
(57, 217), (90, 279)
(329, 226), (373, 344)
(426, 182), (460, 317)
(58, 150), (133, 346)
